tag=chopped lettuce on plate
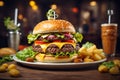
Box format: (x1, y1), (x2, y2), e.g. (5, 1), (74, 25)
(16, 46), (37, 61)
(82, 42), (94, 48)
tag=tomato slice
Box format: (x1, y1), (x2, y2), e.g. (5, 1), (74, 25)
(35, 40), (47, 44)
(19, 45), (28, 50)
(65, 40), (75, 43)
(54, 40), (61, 42)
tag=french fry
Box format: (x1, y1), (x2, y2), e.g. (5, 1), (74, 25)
(73, 58), (83, 63)
(93, 49), (105, 59)
(93, 49), (103, 54)
(79, 47), (87, 52)
(87, 45), (97, 53)
(79, 47), (88, 56)
(78, 42), (106, 62)
(84, 57), (94, 62)
(93, 53), (102, 61)
(97, 53), (106, 59)
(85, 56), (91, 59)
(79, 47), (94, 56)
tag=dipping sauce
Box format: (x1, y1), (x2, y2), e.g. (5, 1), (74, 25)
(101, 23), (117, 56)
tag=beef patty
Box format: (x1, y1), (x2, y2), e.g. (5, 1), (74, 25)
(32, 45), (43, 53)
(46, 44), (59, 54)
(32, 44), (79, 54)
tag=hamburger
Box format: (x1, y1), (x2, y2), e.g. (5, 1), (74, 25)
(0, 48), (16, 64)
(0, 48), (16, 57)
(27, 19), (83, 62)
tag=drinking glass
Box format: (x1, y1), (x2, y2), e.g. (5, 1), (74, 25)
(101, 23), (117, 57)
(8, 31), (21, 51)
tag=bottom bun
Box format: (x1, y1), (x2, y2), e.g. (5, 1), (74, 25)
(35, 54), (78, 63)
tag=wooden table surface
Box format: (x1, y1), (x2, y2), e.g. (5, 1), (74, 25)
(0, 56), (120, 80)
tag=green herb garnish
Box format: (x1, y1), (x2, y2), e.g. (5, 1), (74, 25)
(0, 55), (13, 65)
(102, 61), (115, 69)
(4, 17), (20, 31)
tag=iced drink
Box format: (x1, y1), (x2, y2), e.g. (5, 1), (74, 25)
(101, 23), (117, 57)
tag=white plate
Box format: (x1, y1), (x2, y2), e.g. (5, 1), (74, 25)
(13, 55), (107, 69)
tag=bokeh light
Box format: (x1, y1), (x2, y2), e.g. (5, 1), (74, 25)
(32, 5), (38, 11)
(72, 7), (79, 13)
(51, 4), (57, 10)
(29, 0), (36, 7)
(90, 1), (97, 6)
(18, 14), (23, 20)
(0, 1), (4, 7)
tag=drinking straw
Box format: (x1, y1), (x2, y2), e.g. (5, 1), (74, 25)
(53, 10), (58, 19)
(107, 10), (113, 24)
(53, 11), (56, 19)
(14, 8), (18, 25)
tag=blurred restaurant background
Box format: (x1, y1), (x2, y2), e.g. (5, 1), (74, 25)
(0, 0), (120, 53)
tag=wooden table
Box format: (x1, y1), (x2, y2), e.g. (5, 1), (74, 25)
(0, 56), (120, 80)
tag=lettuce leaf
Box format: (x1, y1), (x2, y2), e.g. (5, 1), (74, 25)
(73, 32), (83, 42)
(27, 32), (83, 44)
(54, 51), (77, 58)
(27, 33), (41, 44)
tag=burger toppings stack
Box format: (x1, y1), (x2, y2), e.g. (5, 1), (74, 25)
(29, 20), (83, 62)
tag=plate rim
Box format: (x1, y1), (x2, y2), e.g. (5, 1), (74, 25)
(13, 55), (107, 66)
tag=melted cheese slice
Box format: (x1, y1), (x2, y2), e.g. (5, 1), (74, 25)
(35, 42), (76, 52)
(35, 53), (45, 61)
